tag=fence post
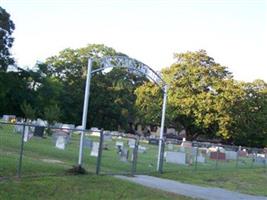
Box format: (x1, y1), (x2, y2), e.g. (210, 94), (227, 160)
(17, 123), (26, 178)
(215, 147), (219, 170)
(264, 152), (266, 173)
(194, 146), (199, 171)
(251, 149), (255, 169)
(159, 138), (165, 174)
(235, 149), (239, 169)
(131, 136), (139, 176)
(96, 129), (103, 175)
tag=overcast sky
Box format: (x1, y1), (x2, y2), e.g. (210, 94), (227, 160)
(1, 0), (267, 82)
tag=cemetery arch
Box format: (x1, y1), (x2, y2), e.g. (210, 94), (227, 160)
(79, 56), (168, 172)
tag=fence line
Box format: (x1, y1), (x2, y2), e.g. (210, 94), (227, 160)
(0, 121), (266, 179)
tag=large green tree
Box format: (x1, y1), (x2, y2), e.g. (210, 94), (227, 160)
(135, 50), (244, 140)
(0, 7), (15, 71)
(37, 44), (145, 130)
(231, 80), (267, 147)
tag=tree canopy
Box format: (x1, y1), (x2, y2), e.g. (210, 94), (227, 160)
(0, 7), (15, 71)
(135, 50), (266, 147)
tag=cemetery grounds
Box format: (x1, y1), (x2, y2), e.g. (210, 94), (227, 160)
(0, 122), (267, 198)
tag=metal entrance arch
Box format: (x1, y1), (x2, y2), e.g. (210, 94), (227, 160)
(78, 56), (168, 172)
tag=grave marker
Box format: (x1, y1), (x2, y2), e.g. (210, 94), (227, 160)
(210, 152), (226, 160)
(225, 150), (238, 160)
(128, 139), (136, 149)
(165, 151), (186, 165)
(90, 142), (99, 157)
(55, 136), (66, 150)
(120, 148), (129, 162)
(103, 134), (112, 142)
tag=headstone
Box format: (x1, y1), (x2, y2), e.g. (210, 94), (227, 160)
(15, 123), (24, 134)
(225, 150), (238, 160)
(90, 142), (99, 157)
(55, 136), (66, 150)
(238, 150), (248, 157)
(128, 139), (136, 148)
(210, 152), (226, 160)
(24, 126), (29, 142)
(120, 148), (129, 162)
(62, 124), (75, 138)
(181, 141), (192, 148)
(75, 125), (83, 134)
(254, 154), (267, 164)
(103, 134), (112, 142)
(196, 154), (206, 163)
(138, 145), (147, 153)
(165, 151), (186, 165)
(148, 138), (159, 145)
(36, 118), (47, 126)
(34, 126), (45, 137)
(2, 115), (16, 122)
(54, 123), (63, 128)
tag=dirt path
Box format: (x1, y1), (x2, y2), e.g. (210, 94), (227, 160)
(115, 175), (267, 200)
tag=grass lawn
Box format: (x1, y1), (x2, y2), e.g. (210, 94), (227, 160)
(1, 123), (267, 197)
(0, 175), (192, 200)
(154, 168), (267, 196)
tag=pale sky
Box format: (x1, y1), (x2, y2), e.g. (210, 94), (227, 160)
(1, 0), (267, 82)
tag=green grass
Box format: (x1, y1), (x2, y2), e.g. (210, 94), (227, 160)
(0, 175), (192, 200)
(1, 123), (267, 197)
(154, 168), (267, 196)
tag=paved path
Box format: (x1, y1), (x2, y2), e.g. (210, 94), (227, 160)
(115, 175), (267, 200)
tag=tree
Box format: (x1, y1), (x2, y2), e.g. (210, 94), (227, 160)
(231, 80), (267, 147)
(20, 101), (36, 121)
(0, 70), (36, 117)
(135, 50), (244, 140)
(0, 7), (15, 71)
(37, 44), (145, 130)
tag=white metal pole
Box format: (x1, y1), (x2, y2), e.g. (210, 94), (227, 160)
(78, 58), (93, 166)
(157, 85), (168, 171)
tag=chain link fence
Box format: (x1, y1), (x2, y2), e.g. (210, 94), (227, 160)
(161, 139), (267, 173)
(1, 121), (266, 179)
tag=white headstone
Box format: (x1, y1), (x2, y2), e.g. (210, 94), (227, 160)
(2, 115), (15, 121)
(15, 123), (23, 134)
(90, 142), (99, 157)
(23, 126), (33, 142)
(166, 151), (186, 165)
(196, 154), (206, 163)
(128, 139), (136, 148)
(225, 150), (238, 160)
(55, 136), (66, 150)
